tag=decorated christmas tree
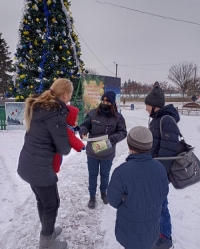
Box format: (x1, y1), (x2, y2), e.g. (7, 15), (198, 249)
(0, 33), (12, 95)
(7, 0), (84, 102)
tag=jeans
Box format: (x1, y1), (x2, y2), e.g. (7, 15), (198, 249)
(160, 198), (172, 238)
(87, 156), (113, 196)
(31, 183), (60, 236)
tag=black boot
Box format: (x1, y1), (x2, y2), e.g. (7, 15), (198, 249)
(88, 196), (96, 209)
(101, 193), (108, 204)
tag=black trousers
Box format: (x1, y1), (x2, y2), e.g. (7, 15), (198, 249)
(31, 183), (60, 236)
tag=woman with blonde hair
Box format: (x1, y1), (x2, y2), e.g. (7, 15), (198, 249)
(17, 78), (73, 249)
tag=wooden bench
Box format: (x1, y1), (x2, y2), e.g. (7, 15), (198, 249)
(178, 102), (200, 115)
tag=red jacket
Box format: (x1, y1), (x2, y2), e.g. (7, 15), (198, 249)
(52, 105), (85, 173)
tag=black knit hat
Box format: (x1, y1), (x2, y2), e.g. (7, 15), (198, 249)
(127, 126), (153, 153)
(101, 91), (116, 105)
(145, 82), (165, 108)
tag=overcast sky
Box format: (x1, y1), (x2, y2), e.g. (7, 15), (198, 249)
(1, 0), (200, 84)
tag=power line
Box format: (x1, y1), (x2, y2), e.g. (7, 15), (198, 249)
(75, 28), (115, 75)
(95, 0), (200, 26)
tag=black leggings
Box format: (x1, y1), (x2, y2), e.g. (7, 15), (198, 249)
(31, 183), (60, 236)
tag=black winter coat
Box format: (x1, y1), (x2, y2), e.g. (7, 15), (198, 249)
(17, 100), (71, 187)
(149, 104), (180, 173)
(107, 153), (169, 249)
(79, 109), (127, 160)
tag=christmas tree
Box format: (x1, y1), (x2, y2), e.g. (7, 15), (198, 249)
(0, 33), (12, 96)
(7, 0), (84, 102)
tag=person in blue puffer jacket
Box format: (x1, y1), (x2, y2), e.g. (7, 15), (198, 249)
(107, 126), (169, 249)
(144, 82), (180, 249)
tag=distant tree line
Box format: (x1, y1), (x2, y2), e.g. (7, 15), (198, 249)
(121, 80), (178, 99)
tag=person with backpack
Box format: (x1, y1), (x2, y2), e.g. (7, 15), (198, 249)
(144, 82), (180, 249)
(107, 126), (169, 249)
(79, 91), (127, 209)
(17, 78), (73, 249)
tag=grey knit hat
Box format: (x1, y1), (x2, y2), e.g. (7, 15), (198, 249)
(127, 126), (153, 153)
(145, 82), (165, 108)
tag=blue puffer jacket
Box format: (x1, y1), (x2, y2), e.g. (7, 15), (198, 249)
(149, 104), (180, 174)
(107, 153), (169, 249)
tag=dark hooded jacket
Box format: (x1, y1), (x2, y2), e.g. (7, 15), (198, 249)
(17, 99), (71, 187)
(79, 107), (127, 160)
(149, 104), (180, 174)
(107, 153), (169, 249)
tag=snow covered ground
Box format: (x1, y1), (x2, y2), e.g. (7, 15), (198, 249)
(0, 104), (200, 249)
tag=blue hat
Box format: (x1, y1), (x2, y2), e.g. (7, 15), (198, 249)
(101, 91), (116, 106)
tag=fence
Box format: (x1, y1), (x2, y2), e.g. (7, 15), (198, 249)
(0, 106), (6, 130)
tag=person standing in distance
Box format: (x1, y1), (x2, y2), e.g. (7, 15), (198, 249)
(79, 91), (127, 209)
(17, 78), (73, 249)
(144, 82), (179, 249)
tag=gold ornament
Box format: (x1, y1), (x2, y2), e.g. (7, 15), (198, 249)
(59, 46), (62, 49)
(23, 31), (29, 35)
(15, 96), (20, 100)
(20, 74), (26, 79)
(42, 40), (46, 43)
(30, 85), (34, 89)
(9, 87), (12, 91)
(66, 50), (70, 55)
(57, 71), (60, 74)
(62, 57), (66, 61)
(34, 40), (38, 46)
(47, 0), (52, 5)
(27, 37), (30, 40)
(36, 18), (39, 22)
(29, 50), (32, 54)
(52, 18), (56, 23)
(20, 96), (24, 100)
(30, 58), (34, 62)
(71, 75), (74, 79)
(68, 61), (72, 65)
(53, 78), (57, 81)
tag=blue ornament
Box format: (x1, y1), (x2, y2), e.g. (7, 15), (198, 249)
(53, 4), (56, 8)
(50, 63), (54, 68)
(54, 32), (57, 35)
(24, 79), (27, 83)
(23, 45), (26, 48)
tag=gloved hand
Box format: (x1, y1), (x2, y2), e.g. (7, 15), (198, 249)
(74, 125), (80, 132)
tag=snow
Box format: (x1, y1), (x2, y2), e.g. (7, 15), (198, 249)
(0, 103), (200, 249)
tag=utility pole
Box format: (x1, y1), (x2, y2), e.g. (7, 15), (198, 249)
(114, 62), (118, 77)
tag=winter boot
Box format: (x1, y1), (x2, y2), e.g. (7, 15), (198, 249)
(88, 196), (96, 209)
(39, 232), (67, 249)
(54, 226), (62, 238)
(151, 234), (174, 249)
(101, 193), (108, 204)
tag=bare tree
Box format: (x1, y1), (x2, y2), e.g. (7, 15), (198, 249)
(168, 62), (198, 98)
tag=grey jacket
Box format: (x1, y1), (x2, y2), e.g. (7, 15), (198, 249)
(17, 100), (71, 187)
(79, 109), (127, 160)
